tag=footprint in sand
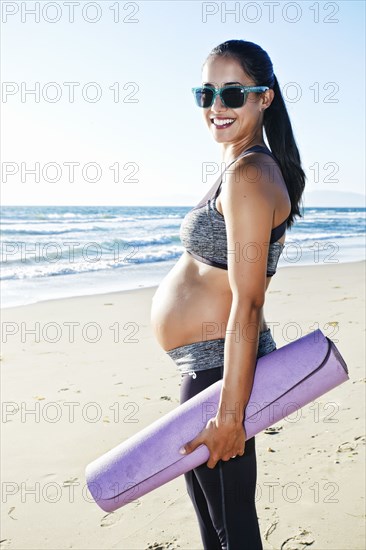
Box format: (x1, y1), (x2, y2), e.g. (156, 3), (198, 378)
(281, 528), (315, 549)
(352, 378), (366, 384)
(62, 477), (79, 487)
(264, 513), (279, 540)
(330, 296), (357, 301)
(7, 507), (17, 521)
(264, 426), (283, 435)
(146, 538), (179, 549)
(336, 441), (357, 453)
(100, 512), (121, 527)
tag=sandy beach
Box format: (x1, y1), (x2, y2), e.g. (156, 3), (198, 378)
(1, 260), (365, 550)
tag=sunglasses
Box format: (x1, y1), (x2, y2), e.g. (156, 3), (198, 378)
(191, 85), (269, 109)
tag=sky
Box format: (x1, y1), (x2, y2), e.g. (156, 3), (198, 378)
(1, 0), (365, 206)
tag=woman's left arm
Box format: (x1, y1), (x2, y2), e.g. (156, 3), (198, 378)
(181, 154), (276, 468)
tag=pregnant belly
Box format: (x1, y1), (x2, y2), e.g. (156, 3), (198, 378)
(150, 253), (233, 351)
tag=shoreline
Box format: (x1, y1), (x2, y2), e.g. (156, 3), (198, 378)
(2, 258), (365, 312)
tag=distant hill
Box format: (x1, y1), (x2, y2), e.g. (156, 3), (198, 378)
(303, 190), (365, 207)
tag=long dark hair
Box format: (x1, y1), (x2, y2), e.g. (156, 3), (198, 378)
(205, 39), (306, 229)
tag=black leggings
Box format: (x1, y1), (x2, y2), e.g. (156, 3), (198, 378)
(180, 369), (262, 550)
(172, 331), (277, 550)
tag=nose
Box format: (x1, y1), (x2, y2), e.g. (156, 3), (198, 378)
(212, 91), (226, 111)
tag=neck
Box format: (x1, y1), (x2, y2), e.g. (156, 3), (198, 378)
(222, 127), (267, 163)
(221, 137), (267, 164)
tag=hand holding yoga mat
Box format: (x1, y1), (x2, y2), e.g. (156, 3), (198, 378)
(85, 329), (349, 512)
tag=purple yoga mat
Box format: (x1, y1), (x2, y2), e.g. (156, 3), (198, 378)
(85, 329), (349, 512)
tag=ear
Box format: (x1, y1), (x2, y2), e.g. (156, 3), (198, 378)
(262, 88), (275, 110)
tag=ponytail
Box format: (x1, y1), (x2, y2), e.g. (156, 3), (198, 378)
(263, 74), (306, 228)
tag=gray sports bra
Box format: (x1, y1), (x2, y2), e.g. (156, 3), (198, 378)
(180, 145), (289, 277)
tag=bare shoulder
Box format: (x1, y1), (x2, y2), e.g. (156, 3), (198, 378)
(237, 151), (290, 211)
(220, 150), (291, 225)
(221, 151), (278, 203)
(233, 150), (284, 189)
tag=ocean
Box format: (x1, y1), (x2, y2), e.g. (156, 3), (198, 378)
(1, 205), (365, 308)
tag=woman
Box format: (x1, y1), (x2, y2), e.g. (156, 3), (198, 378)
(150, 39), (306, 550)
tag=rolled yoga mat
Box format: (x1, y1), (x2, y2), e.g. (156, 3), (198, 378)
(85, 328), (349, 512)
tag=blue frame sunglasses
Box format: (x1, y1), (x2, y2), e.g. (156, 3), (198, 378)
(191, 85), (269, 109)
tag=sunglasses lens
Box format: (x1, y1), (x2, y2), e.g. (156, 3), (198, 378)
(194, 87), (214, 108)
(193, 87), (248, 108)
(222, 87), (245, 108)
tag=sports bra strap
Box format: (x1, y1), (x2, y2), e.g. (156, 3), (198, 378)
(192, 145), (277, 210)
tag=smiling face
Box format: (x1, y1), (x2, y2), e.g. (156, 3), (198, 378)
(201, 55), (272, 150)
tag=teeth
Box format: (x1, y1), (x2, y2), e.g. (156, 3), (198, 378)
(212, 118), (235, 126)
